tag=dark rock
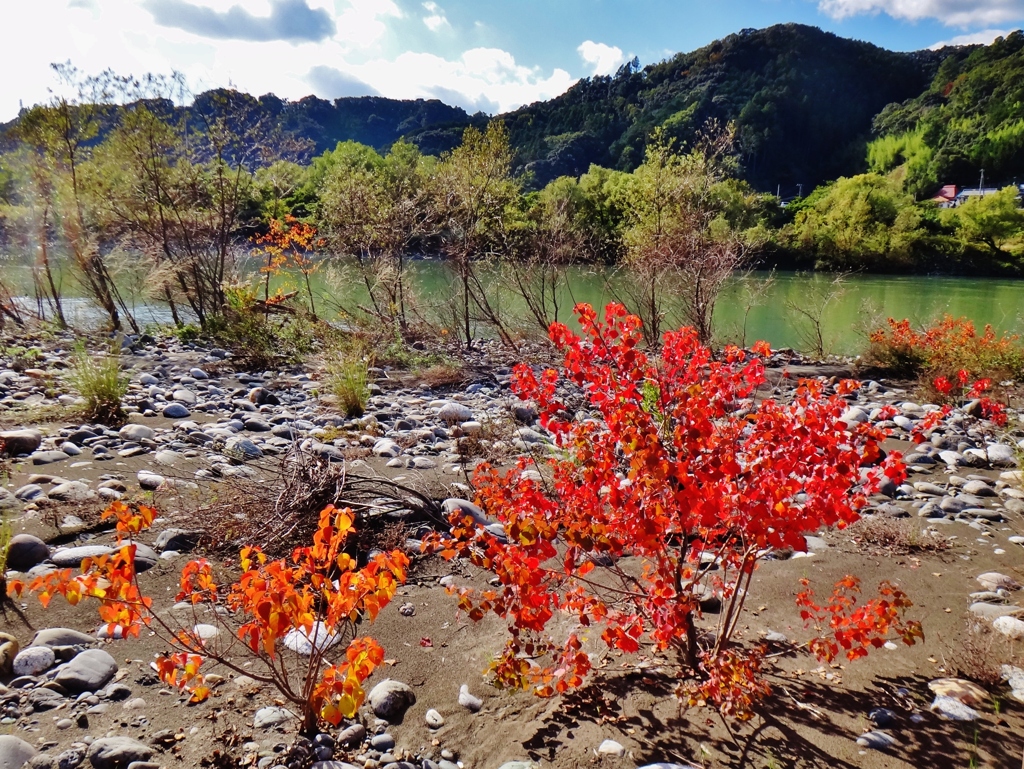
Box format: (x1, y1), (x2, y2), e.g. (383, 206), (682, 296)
(0, 429), (43, 456)
(6, 534), (49, 571)
(86, 738), (153, 769)
(367, 679), (416, 722)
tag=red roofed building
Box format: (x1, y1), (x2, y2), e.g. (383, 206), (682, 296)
(930, 184), (958, 207)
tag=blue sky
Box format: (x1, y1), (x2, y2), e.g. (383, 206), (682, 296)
(1, 0), (1023, 121)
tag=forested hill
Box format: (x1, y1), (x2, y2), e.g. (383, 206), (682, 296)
(0, 90), (475, 159)
(407, 24), (948, 191)
(2, 23), (1003, 191)
(868, 30), (1024, 196)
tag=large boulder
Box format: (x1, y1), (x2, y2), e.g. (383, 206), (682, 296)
(0, 735), (37, 769)
(6, 534), (49, 571)
(367, 679), (416, 722)
(54, 648), (118, 693)
(0, 429), (42, 456)
(31, 627), (97, 647)
(86, 738), (153, 769)
(0, 633), (18, 676)
(118, 424), (154, 442)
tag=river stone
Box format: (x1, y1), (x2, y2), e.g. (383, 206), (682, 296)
(283, 622), (341, 656)
(458, 683), (482, 712)
(86, 738), (153, 769)
(225, 436), (262, 461)
(987, 443), (1017, 467)
(442, 499), (490, 527)
(253, 706), (294, 729)
(928, 678), (988, 707)
(336, 723), (366, 747)
(425, 709), (444, 728)
(1, 429), (43, 456)
(154, 528), (202, 553)
(0, 735), (37, 769)
(14, 484), (45, 501)
(993, 616), (1024, 640)
(597, 740), (625, 757)
(154, 450), (183, 466)
(118, 424), (153, 442)
(372, 439), (401, 458)
(172, 389), (197, 405)
(367, 679), (416, 721)
(32, 450), (70, 465)
(855, 731), (896, 750)
(309, 763), (360, 769)
(55, 648), (118, 693)
(977, 572), (1020, 591)
(137, 471), (165, 490)
(968, 602), (1023, 619)
(51, 545), (114, 568)
(7, 534), (49, 571)
(162, 403), (191, 419)
(32, 627), (96, 647)
(0, 633), (18, 676)
(48, 482), (95, 502)
(56, 749), (84, 769)
(437, 402), (472, 423)
(962, 480), (996, 497)
(930, 695), (980, 721)
(13, 645), (55, 677)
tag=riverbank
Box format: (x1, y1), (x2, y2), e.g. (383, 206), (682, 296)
(2, 327), (1024, 769)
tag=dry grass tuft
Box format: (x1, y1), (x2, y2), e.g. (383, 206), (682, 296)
(848, 515), (951, 555)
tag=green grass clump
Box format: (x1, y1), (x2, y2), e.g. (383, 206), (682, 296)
(323, 345), (372, 418)
(67, 341), (129, 425)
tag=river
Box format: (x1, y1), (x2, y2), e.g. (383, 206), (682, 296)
(4, 257), (1023, 356)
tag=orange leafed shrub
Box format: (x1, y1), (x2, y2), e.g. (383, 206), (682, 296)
(9, 502), (406, 732)
(430, 302), (918, 719)
(867, 315), (1024, 381)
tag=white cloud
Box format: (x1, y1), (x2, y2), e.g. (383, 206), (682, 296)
(0, 0), (574, 121)
(350, 47), (576, 113)
(931, 27), (1016, 46)
(421, 1), (449, 32)
(819, 0), (1024, 28)
(577, 40), (626, 76)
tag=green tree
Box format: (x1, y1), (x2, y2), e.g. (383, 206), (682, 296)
(786, 173), (928, 272)
(15, 64), (133, 331)
(318, 140), (429, 330)
(942, 187), (1024, 260)
(619, 125), (750, 346)
(428, 122), (525, 346)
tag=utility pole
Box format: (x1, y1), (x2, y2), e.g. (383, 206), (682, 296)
(980, 168), (985, 196)
(797, 183), (803, 198)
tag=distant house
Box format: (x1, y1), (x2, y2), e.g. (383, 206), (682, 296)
(930, 184), (958, 207)
(954, 187), (1005, 205)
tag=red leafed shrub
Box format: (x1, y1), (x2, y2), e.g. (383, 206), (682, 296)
(797, 576), (923, 663)
(432, 302), (917, 719)
(867, 315), (1024, 381)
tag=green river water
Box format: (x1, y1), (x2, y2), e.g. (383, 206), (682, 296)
(5, 257), (1023, 356)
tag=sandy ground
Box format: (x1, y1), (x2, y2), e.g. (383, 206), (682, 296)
(2, 414), (1024, 768)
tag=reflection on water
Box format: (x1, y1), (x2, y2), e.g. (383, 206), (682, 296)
(5, 257), (1023, 355)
